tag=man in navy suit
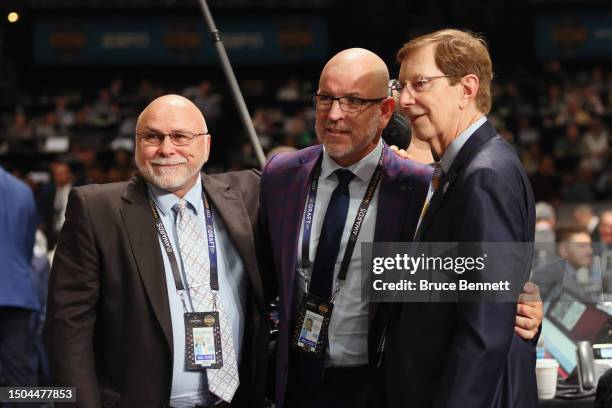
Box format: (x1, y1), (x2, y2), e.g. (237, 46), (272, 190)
(383, 30), (537, 408)
(384, 29), (538, 407)
(0, 166), (40, 389)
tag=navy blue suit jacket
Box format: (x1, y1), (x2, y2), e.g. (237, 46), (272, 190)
(383, 120), (537, 408)
(0, 166), (39, 311)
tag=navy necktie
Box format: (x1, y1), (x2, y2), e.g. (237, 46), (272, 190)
(310, 169), (355, 300)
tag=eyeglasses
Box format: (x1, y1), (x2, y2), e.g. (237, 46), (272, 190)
(312, 94), (386, 113)
(390, 75), (454, 95)
(136, 131), (209, 146)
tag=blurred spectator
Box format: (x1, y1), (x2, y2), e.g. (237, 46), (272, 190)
(37, 159), (76, 251)
(283, 110), (313, 148)
(0, 165), (40, 390)
(573, 204), (600, 239)
(563, 167), (595, 202)
(109, 78), (124, 100)
(134, 79), (162, 105)
(520, 143), (540, 176)
(599, 209), (612, 246)
(92, 89), (112, 119)
(555, 95), (591, 126)
(54, 96), (75, 131)
(536, 202), (557, 245)
(534, 202), (557, 265)
(554, 123), (582, 173)
(581, 118), (609, 172)
(543, 60), (568, 89)
(252, 108), (274, 150)
(182, 80), (222, 128)
(595, 166), (612, 199)
(580, 85), (605, 116)
(516, 116), (539, 146)
(535, 226), (598, 302)
(529, 155), (561, 204)
(539, 83), (564, 127)
(108, 149), (134, 182)
(276, 77), (301, 101)
(88, 165), (108, 184)
(117, 114), (137, 139)
(35, 112), (60, 140)
(6, 112), (33, 142)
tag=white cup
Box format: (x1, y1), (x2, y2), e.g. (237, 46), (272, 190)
(536, 359), (559, 400)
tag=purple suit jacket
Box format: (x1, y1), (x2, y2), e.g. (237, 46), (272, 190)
(259, 143), (431, 407)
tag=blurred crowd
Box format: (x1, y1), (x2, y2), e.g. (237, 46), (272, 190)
(488, 62), (612, 203)
(0, 61), (610, 229)
(533, 202), (612, 303)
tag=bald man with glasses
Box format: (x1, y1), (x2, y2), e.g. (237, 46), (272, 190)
(45, 95), (269, 408)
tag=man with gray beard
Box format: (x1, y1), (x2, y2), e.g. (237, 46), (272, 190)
(45, 95), (269, 408)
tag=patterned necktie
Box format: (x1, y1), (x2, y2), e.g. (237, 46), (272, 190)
(311, 168), (355, 300)
(414, 163), (444, 238)
(173, 200), (239, 403)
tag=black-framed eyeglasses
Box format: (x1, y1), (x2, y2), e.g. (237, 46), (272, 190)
(391, 75), (454, 94)
(312, 93), (387, 113)
(136, 131), (209, 146)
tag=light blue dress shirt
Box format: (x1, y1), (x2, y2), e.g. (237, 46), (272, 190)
(414, 116), (488, 235)
(439, 115), (487, 173)
(296, 140), (383, 367)
(147, 175), (246, 408)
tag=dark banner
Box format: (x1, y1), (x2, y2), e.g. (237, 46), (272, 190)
(535, 12), (612, 60)
(32, 15), (329, 65)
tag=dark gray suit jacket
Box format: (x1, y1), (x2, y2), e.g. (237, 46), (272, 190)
(45, 171), (269, 408)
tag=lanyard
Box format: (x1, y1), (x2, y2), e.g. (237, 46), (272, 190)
(149, 191), (219, 311)
(301, 147), (385, 297)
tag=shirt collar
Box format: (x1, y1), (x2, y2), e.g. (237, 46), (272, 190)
(321, 139), (383, 183)
(146, 174), (203, 216)
(439, 115), (487, 173)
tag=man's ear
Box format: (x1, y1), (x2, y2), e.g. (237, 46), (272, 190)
(378, 97), (395, 130)
(459, 74), (480, 109)
(203, 133), (212, 163)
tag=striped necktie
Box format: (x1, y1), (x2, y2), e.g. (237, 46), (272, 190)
(414, 163), (444, 238)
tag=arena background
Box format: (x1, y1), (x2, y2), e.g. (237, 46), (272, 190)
(0, 0), (610, 219)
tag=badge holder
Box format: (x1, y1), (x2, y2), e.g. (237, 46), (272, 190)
(292, 291), (334, 358)
(184, 312), (224, 370)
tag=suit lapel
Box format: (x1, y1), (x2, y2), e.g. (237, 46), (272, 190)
(369, 147), (414, 326)
(373, 147), (413, 243)
(418, 120), (496, 239)
(280, 147), (322, 320)
(120, 175), (173, 352)
(202, 173), (265, 314)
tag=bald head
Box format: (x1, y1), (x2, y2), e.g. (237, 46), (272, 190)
(315, 48), (395, 167)
(137, 94), (206, 133)
(320, 48), (390, 97)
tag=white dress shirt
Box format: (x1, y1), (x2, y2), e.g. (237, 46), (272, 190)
(296, 140), (383, 367)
